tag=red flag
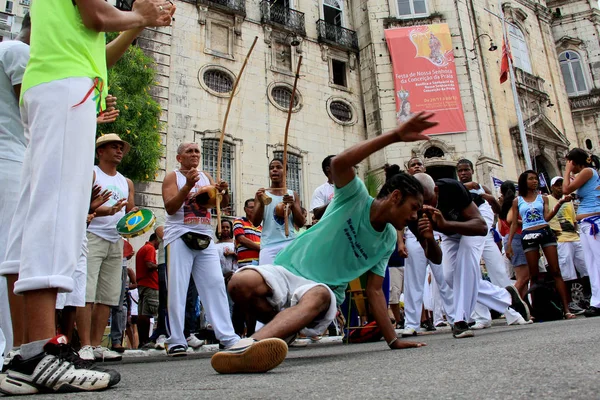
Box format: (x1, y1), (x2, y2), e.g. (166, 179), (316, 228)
(500, 38), (512, 84)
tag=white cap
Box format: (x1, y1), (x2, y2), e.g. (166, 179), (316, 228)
(550, 176), (563, 186)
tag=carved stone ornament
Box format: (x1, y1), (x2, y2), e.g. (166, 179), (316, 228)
(349, 53), (357, 71)
(320, 44), (329, 62)
(234, 15), (244, 36)
(197, 5), (208, 25)
(263, 25), (272, 45)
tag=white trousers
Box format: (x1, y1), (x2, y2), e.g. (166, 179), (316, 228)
(0, 158), (22, 353)
(404, 232), (454, 330)
(580, 221), (600, 308)
(259, 241), (292, 265)
(430, 273), (445, 326)
(165, 238), (239, 348)
(557, 241), (588, 281)
(56, 235), (88, 309)
(472, 231), (513, 324)
(0, 78), (96, 295)
(441, 234), (511, 322)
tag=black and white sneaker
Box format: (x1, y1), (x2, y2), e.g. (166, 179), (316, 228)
(0, 335), (117, 395)
(452, 321), (474, 339)
(166, 344), (188, 357)
(506, 285), (530, 321)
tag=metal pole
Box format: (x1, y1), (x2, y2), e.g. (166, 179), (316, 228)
(498, 2), (532, 170)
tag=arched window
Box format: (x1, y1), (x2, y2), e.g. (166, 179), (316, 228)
(559, 51), (588, 97)
(424, 146), (444, 158)
(508, 24), (532, 74)
(323, 0), (343, 27)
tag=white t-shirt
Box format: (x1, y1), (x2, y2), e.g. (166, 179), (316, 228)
(0, 40), (29, 163)
(129, 288), (139, 317)
(215, 241), (237, 275)
(87, 166), (129, 243)
(310, 181), (335, 212)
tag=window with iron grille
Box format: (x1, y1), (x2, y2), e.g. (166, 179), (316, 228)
(424, 146), (444, 158)
(203, 69), (234, 94)
(329, 101), (352, 123)
(273, 151), (302, 201)
(271, 86), (299, 110)
(202, 139), (235, 215)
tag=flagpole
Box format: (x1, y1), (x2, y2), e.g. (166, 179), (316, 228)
(499, 1), (533, 170)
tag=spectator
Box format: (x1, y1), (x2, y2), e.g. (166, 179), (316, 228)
(136, 234), (160, 348)
(310, 155), (335, 224)
(233, 199), (261, 267)
(216, 219), (237, 276)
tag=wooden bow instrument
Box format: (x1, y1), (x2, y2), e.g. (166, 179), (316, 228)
(214, 36), (259, 234)
(280, 55), (303, 237)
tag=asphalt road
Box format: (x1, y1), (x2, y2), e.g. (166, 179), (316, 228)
(16, 317), (600, 399)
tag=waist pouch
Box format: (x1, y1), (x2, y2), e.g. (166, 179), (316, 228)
(181, 232), (212, 251)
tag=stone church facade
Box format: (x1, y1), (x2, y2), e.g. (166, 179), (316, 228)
(42, 0), (600, 214)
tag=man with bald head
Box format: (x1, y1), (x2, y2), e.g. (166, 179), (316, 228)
(412, 173), (530, 338)
(161, 143), (287, 371)
(399, 173), (455, 337)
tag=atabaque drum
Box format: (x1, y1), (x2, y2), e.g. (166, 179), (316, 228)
(116, 209), (156, 238)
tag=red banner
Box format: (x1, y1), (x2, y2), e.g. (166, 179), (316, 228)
(385, 24), (466, 135)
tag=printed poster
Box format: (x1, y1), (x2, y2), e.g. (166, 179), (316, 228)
(385, 24), (467, 135)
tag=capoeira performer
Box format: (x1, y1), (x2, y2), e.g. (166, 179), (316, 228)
(413, 174), (530, 338)
(252, 159), (305, 264)
(310, 155), (336, 224)
(0, 1), (174, 394)
(560, 148), (600, 318)
(399, 160), (455, 337)
(456, 159), (513, 329)
(220, 112), (437, 374)
(162, 143), (286, 370)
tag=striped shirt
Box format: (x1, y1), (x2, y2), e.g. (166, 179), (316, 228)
(233, 217), (262, 266)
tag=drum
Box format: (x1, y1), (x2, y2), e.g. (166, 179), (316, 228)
(116, 209), (156, 238)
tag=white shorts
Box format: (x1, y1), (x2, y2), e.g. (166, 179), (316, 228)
(237, 264), (337, 337)
(557, 241), (588, 281)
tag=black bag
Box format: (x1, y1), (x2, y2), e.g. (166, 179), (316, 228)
(181, 232), (212, 251)
(528, 278), (564, 322)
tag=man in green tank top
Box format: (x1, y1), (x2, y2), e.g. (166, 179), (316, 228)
(0, 0), (174, 395)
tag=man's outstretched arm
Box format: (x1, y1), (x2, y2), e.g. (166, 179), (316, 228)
(330, 112), (437, 189)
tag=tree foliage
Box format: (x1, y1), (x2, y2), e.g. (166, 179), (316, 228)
(364, 172), (383, 198)
(97, 33), (163, 182)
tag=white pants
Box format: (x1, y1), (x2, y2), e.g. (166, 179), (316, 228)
(441, 234), (511, 322)
(56, 236), (88, 309)
(0, 158), (22, 353)
(580, 220), (600, 308)
(404, 232), (454, 330)
(0, 78), (96, 295)
(557, 241), (588, 281)
(259, 241), (292, 265)
(472, 231), (513, 324)
(165, 238), (239, 348)
(430, 273), (445, 326)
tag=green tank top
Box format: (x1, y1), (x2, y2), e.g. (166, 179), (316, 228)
(22, 0), (107, 109)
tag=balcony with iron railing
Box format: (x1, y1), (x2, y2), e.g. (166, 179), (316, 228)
(198, 0), (246, 17)
(260, 1), (305, 36)
(316, 20), (358, 52)
(514, 67), (549, 101)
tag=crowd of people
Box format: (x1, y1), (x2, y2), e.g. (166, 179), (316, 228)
(0, 0), (599, 395)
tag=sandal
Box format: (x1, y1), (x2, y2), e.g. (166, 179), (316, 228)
(564, 312), (577, 320)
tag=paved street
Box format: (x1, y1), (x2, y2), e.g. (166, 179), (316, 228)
(22, 317), (600, 399)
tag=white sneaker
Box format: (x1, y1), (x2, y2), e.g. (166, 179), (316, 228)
(2, 349), (20, 373)
(155, 335), (167, 350)
(186, 334), (204, 349)
(508, 315), (534, 326)
(211, 338), (288, 374)
(78, 345), (95, 361)
(470, 321), (492, 330)
(93, 346), (123, 362)
(399, 327), (417, 337)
